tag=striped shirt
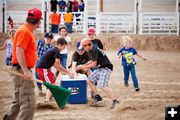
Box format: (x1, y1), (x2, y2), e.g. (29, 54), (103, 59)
(36, 40), (53, 60)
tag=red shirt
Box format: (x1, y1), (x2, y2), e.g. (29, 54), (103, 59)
(73, 1), (79, 11)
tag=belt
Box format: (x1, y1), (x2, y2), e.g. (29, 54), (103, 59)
(12, 64), (31, 70)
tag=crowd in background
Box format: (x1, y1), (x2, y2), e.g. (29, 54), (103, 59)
(50, 0), (85, 13)
(49, 0), (85, 34)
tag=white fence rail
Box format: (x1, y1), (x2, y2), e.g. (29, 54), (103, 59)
(139, 12), (179, 35)
(100, 12), (136, 34)
(4, 11), (180, 35)
(47, 11), (97, 34)
(6, 11), (43, 33)
(47, 12), (87, 34)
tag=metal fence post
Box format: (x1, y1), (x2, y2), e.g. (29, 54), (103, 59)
(41, 0), (45, 33)
(177, 12), (179, 36)
(83, 0), (88, 34)
(2, 2), (5, 33)
(96, 0), (100, 34)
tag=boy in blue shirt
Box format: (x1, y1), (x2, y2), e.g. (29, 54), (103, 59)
(117, 36), (146, 92)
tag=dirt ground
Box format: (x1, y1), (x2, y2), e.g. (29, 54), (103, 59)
(0, 48), (180, 120)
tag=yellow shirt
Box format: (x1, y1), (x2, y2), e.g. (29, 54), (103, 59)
(63, 13), (74, 23)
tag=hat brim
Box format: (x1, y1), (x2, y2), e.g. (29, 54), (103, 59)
(88, 32), (95, 35)
(78, 46), (84, 50)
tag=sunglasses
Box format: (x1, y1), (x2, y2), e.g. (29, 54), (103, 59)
(83, 43), (92, 47)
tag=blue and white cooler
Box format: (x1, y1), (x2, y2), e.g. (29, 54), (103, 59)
(60, 74), (88, 104)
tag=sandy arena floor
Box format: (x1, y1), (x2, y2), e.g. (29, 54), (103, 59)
(0, 50), (180, 120)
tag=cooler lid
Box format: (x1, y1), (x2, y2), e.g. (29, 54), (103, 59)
(60, 74), (87, 81)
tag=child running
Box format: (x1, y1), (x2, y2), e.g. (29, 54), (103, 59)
(117, 36), (146, 92)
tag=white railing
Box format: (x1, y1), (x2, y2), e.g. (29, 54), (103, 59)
(47, 11), (137, 34)
(4, 11), (180, 35)
(6, 11), (44, 33)
(139, 12), (179, 35)
(99, 12), (136, 34)
(0, 10), (2, 32)
(47, 11), (95, 34)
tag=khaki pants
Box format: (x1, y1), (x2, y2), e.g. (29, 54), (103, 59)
(4, 67), (36, 120)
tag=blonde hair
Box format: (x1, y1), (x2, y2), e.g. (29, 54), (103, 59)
(122, 35), (133, 46)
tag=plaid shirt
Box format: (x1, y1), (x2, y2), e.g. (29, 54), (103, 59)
(36, 40), (53, 60)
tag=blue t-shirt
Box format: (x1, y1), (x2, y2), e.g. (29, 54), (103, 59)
(58, 0), (66, 11)
(79, 3), (84, 12)
(117, 47), (137, 66)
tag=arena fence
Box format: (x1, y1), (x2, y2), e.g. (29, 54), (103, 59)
(47, 11), (136, 34)
(139, 12), (179, 35)
(3, 11), (179, 36)
(1, 0), (179, 36)
(99, 12), (136, 34)
(4, 11), (179, 36)
(5, 11), (44, 33)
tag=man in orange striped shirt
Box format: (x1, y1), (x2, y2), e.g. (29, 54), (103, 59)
(49, 10), (60, 33)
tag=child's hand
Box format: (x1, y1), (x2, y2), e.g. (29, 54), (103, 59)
(143, 58), (147, 61)
(117, 55), (121, 58)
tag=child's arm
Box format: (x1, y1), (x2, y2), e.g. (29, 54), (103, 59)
(118, 54), (122, 59)
(72, 61), (78, 75)
(0, 40), (7, 50)
(117, 49), (122, 58)
(136, 53), (146, 61)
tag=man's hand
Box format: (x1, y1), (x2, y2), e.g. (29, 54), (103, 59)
(142, 58), (147, 61)
(68, 72), (74, 79)
(76, 65), (84, 71)
(24, 70), (32, 80)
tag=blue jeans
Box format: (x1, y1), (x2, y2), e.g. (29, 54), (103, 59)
(91, 67), (97, 72)
(51, 24), (59, 33)
(65, 23), (73, 33)
(6, 57), (12, 66)
(123, 65), (138, 88)
(59, 9), (65, 12)
(56, 54), (68, 77)
(60, 54), (67, 69)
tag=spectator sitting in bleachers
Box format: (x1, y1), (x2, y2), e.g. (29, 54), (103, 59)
(72, 0), (79, 12)
(50, 0), (58, 12)
(58, 0), (66, 12)
(67, 0), (73, 12)
(79, 0), (85, 12)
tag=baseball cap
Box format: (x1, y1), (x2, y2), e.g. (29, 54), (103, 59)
(44, 32), (53, 39)
(88, 27), (95, 35)
(76, 41), (84, 51)
(28, 8), (42, 20)
(81, 39), (91, 46)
